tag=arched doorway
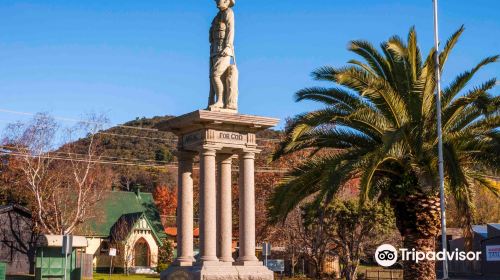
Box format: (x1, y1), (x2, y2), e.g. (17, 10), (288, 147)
(133, 238), (150, 267)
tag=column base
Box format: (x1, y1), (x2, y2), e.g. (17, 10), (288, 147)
(173, 257), (195, 267)
(236, 255), (259, 263)
(195, 258), (220, 267)
(161, 263), (273, 280)
(219, 257), (235, 263)
(195, 260), (232, 267)
(234, 260), (264, 266)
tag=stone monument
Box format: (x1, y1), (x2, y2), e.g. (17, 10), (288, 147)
(159, 1), (278, 280)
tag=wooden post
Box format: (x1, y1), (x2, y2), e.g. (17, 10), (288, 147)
(109, 256), (113, 280)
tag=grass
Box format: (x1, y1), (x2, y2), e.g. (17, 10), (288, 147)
(94, 273), (160, 280)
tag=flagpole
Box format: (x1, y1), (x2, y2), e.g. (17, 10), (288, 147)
(433, 0), (449, 279)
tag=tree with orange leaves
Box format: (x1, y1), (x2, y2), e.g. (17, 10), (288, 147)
(153, 185), (177, 217)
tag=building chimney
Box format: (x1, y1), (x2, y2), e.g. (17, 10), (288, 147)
(134, 185), (141, 199)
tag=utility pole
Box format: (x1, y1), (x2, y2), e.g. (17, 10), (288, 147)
(433, 0), (449, 279)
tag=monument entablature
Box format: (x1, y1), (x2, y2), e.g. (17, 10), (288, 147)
(157, 110), (278, 154)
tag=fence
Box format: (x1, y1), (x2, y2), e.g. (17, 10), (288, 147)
(448, 259), (481, 275)
(364, 269), (403, 280)
(76, 252), (94, 280)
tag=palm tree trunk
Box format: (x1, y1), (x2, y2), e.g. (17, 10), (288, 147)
(402, 233), (436, 280)
(392, 193), (441, 280)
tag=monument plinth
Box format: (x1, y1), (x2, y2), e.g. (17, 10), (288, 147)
(159, 2), (278, 279)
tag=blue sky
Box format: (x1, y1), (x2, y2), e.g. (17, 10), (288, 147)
(0, 0), (498, 130)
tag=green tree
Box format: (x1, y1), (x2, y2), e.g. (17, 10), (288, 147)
(157, 239), (174, 272)
(299, 200), (393, 280)
(331, 200), (393, 280)
(269, 26), (499, 280)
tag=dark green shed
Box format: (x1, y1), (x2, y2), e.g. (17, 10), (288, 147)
(35, 235), (87, 280)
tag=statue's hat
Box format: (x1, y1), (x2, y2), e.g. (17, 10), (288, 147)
(215, 0), (235, 7)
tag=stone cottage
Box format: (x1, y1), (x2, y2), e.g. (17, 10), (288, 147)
(76, 190), (166, 273)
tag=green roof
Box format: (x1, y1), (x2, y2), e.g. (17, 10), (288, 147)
(76, 191), (167, 240)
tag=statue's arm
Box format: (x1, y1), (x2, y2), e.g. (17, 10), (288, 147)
(209, 22), (214, 43)
(223, 9), (235, 56)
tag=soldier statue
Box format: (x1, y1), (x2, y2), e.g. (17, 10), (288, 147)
(208, 0), (239, 112)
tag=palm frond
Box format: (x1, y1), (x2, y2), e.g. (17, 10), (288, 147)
(439, 25), (465, 69)
(334, 66), (410, 127)
(443, 79), (497, 131)
(267, 152), (358, 223)
(442, 56), (499, 108)
(295, 87), (364, 109)
(349, 40), (391, 80)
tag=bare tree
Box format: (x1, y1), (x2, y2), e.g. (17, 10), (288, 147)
(58, 113), (111, 234)
(2, 113), (111, 235)
(282, 209), (303, 277)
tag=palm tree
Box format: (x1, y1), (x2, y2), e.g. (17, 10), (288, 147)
(269, 26), (499, 280)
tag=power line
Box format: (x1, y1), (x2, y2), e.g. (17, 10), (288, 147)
(0, 145), (174, 164)
(3, 144), (497, 177)
(0, 151), (172, 168)
(2, 118), (278, 147)
(97, 131), (176, 143)
(0, 109), (288, 165)
(95, 131), (280, 145)
(0, 108), (159, 132)
(98, 131), (280, 144)
(0, 108), (284, 142)
(0, 151), (292, 173)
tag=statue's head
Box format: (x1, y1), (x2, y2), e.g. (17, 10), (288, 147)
(215, 0), (235, 10)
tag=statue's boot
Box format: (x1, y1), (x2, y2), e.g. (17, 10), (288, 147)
(209, 101), (224, 110)
(209, 77), (225, 110)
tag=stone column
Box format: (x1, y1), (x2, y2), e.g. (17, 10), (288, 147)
(199, 146), (219, 263)
(175, 151), (195, 265)
(217, 154), (234, 262)
(237, 150), (259, 263)
(238, 154), (245, 261)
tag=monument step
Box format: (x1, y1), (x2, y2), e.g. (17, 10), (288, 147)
(131, 267), (157, 274)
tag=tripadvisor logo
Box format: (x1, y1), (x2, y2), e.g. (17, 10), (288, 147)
(374, 244), (482, 267)
(375, 244), (398, 267)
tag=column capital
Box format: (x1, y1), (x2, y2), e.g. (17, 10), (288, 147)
(200, 145), (218, 156)
(239, 149), (260, 159)
(175, 150), (197, 162)
(216, 153), (235, 163)
(240, 147), (261, 154)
